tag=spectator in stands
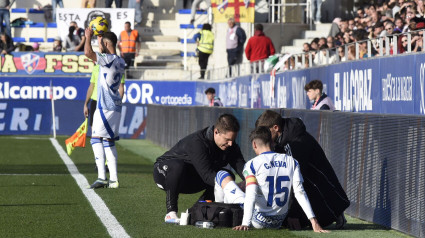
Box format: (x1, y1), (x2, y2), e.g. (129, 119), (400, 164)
(372, 21), (385, 38)
(348, 18), (356, 31)
(226, 17), (246, 77)
(52, 36), (62, 52)
(303, 43), (311, 52)
(193, 23), (213, 79)
(66, 26), (81, 51)
(385, 21), (396, 35)
(0, 0), (13, 37)
(313, 45), (334, 65)
(399, 34), (408, 53)
(190, 0), (210, 25)
(304, 79), (335, 110)
(311, 0), (322, 24)
(318, 37), (326, 48)
(337, 46), (346, 62)
(106, 0), (122, 8)
(0, 32), (13, 54)
(245, 24), (275, 63)
(52, 0), (64, 22)
(204, 87), (223, 106)
(394, 17), (405, 32)
(327, 36), (335, 48)
(128, 0), (143, 27)
(310, 38), (319, 50)
(118, 21), (141, 69)
(32, 42), (40, 52)
(70, 21), (85, 52)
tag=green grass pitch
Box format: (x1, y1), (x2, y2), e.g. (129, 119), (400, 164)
(0, 136), (411, 238)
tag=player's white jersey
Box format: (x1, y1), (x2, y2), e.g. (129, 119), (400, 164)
(243, 151), (303, 217)
(96, 52), (125, 112)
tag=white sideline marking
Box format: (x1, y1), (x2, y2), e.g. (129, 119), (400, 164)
(0, 173), (67, 176)
(50, 138), (130, 238)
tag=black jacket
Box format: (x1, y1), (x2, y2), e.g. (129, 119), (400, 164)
(275, 118), (349, 227)
(156, 126), (245, 187)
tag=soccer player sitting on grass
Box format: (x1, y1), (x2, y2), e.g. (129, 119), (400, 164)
(214, 126), (329, 232)
(84, 27), (126, 189)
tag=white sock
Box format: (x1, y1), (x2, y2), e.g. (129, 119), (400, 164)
(91, 138), (106, 180)
(223, 180), (245, 204)
(214, 181), (225, 202)
(103, 140), (118, 181)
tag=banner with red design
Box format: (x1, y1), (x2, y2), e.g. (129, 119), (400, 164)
(211, 0), (255, 23)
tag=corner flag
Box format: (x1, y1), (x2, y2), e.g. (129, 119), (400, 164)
(65, 118), (88, 155)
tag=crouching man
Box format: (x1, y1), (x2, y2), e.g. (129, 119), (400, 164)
(153, 114), (246, 223)
(214, 126), (329, 232)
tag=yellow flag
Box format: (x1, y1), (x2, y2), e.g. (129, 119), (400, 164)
(211, 0), (255, 23)
(65, 118), (88, 155)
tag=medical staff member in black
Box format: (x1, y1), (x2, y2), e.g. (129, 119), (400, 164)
(255, 110), (349, 229)
(153, 114), (246, 223)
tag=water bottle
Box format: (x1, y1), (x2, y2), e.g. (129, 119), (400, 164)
(195, 221), (215, 229)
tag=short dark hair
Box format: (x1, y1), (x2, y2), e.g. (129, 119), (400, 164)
(255, 23), (263, 31)
(102, 32), (118, 47)
(304, 79), (323, 93)
(255, 110), (282, 128)
(202, 23), (212, 31)
(215, 114), (240, 133)
(125, 21), (131, 26)
(249, 126), (272, 146)
(205, 87), (215, 94)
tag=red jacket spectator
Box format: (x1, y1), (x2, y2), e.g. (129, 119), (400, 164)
(245, 24), (276, 62)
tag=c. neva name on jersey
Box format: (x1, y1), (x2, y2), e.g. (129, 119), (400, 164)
(264, 160), (287, 169)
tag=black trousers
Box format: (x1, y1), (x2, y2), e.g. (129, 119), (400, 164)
(198, 51), (210, 79)
(153, 159), (215, 213)
(227, 48), (242, 77)
(105, 0), (122, 7)
(122, 53), (135, 69)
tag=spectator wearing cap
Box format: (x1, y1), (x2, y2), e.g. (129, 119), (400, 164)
(204, 87), (223, 106)
(244, 24), (275, 63)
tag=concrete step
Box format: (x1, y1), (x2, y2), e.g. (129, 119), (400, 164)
(143, 0), (178, 8)
(139, 26), (180, 36)
(303, 30), (329, 39)
(176, 13), (209, 24)
(141, 19), (177, 28)
(314, 23), (333, 32)
(293, 38), (315, 48)
(141, 35), (179, 42)
(141, 69), (190, 80)
(141, 42), (197, 51)
(281, 45), (303, 54)
(138, 49), (181, 57)
(143, 11), (176, 21)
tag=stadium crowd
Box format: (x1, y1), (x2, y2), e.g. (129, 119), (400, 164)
(298, 0), (425, 67)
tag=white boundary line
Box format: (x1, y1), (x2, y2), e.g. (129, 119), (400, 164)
(0, 173), (67, 176)
(50, 138), (130, 238)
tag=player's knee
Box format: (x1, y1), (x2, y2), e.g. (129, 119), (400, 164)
(90, 137), (102, 145)
(215, 170), (233, 188)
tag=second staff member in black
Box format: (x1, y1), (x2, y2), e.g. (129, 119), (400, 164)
(153, 114), (246, 223)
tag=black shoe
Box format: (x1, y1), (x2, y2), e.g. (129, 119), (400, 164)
(190, 19), (194, 25)
(335, 213), (347, 229)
